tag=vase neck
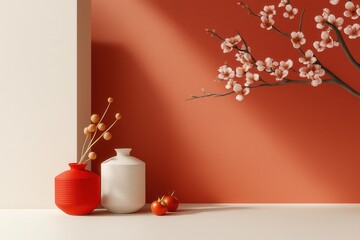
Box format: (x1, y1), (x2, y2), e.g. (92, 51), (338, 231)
(115, 148), (132, 156)
(69, 163), (87, 170)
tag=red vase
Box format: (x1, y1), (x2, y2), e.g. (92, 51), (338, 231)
(55, 163), (100, 215)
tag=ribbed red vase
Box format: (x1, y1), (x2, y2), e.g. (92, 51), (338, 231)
(55, 163), (100, 215)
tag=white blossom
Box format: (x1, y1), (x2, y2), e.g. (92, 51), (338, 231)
(260, 16), (275, 30)
(290, 31), (306, 48)
(220, 35), (242, 53)
(283, 4), (298, 19)
(233, 84), (250, 102)
(344, 2), (359, 19)
(244, 72), (260, 86)
(299, 50), (317, 64)
(344, 23), (360, 39)
(218, 65), (235, 80)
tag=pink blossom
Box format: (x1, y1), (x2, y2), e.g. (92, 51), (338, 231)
(314, 8), (331, 29)
(236, 66), (246, 77)
(235, 51), (246, 62)
(233, 84), (250, 102)
(319, 31), (339, 48)
(299, 64), (325, 81)
(225, 79), (237, 89)
(290, 31), (306, 49)
(220, 35), (242, 53)
(244, 72), (260, 86)
(218, 65), (235, 80)
(278, 0), (288, 8)
(260, 5), (276, 17)
(236, 51), (252, 63)
(256, 57), (278, 72)
(313, 41), (326, 52)
(271, 69), (288, 81)
(299, 50), (317, 64)
(344, 23), (360, 39)
(260, 16), (275, 30)
(283, 4), (298, 19)
(344, 2), (359, 19)
(236, 52), (254, 71)
(330, 0), (339, 5)
(327, 14), (344, 30)
(311, 76), (323, 87)
(279, 59), (293, 71)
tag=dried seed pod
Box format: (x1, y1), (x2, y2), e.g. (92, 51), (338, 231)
(97, 123), (106, 131)
(103, 132), (112, 140)
(83, 127), (90, 136)
(88, 124), (96, 133)
(91, 114), (100, 124)
(88, 152), (97, 160)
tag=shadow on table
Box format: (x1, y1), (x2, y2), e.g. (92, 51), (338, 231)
(89, 205), (254, 217)
(168, 205), (254, 216)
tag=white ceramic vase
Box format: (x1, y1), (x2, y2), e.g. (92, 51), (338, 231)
(101, 148), (145, 213)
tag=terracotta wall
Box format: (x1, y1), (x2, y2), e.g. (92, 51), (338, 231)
(91, 0), (360, 203)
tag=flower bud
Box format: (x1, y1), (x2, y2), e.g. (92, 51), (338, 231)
(107, 97), (113, 103)
(115, 113), (121, 120)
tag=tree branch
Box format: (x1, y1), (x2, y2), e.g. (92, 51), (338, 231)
(238, 1), (260, 17)
(299, 9), (305, 32)
(187, 90), (235, 100)
(188, 79), (337, 101)
(325, 21), (360, 71)
(297, 47), (360, 97)
(272, 26), (291, 37)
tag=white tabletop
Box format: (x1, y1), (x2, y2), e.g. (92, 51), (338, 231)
(1, 204), (360, 240)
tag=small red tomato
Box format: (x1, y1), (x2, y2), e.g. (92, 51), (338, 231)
(163, 191), (179, 212)
(151, 197), (167, 216)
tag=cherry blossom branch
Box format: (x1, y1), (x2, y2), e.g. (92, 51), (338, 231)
(296, 47), (360, 97)
(238, 1), (259, 17)
(325, 21), (360, 71)
(238, 1), (290, 37)
(205, 29), (224, 41)
(320, 64), (360, 97)
(188, 90), (235, 100)
(241, 3), (357, 95)
(272, 26), (291, 37)
(299, 10), (305, 32)
(252, 78), (334, 87)
(188, 78), (336, 100)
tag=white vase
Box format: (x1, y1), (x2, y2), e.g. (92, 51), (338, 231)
(101, 148), (145, 213)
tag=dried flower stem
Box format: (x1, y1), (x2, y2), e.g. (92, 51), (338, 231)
(82, 158), (91, 163)
(81, 135), (89, 158)
(86, 101), (112, 153)
(79, 118), (120, 164)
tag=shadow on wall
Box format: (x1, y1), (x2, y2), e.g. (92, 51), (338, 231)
(91, 42), (217, 202)
(91, 0), (360, 203)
